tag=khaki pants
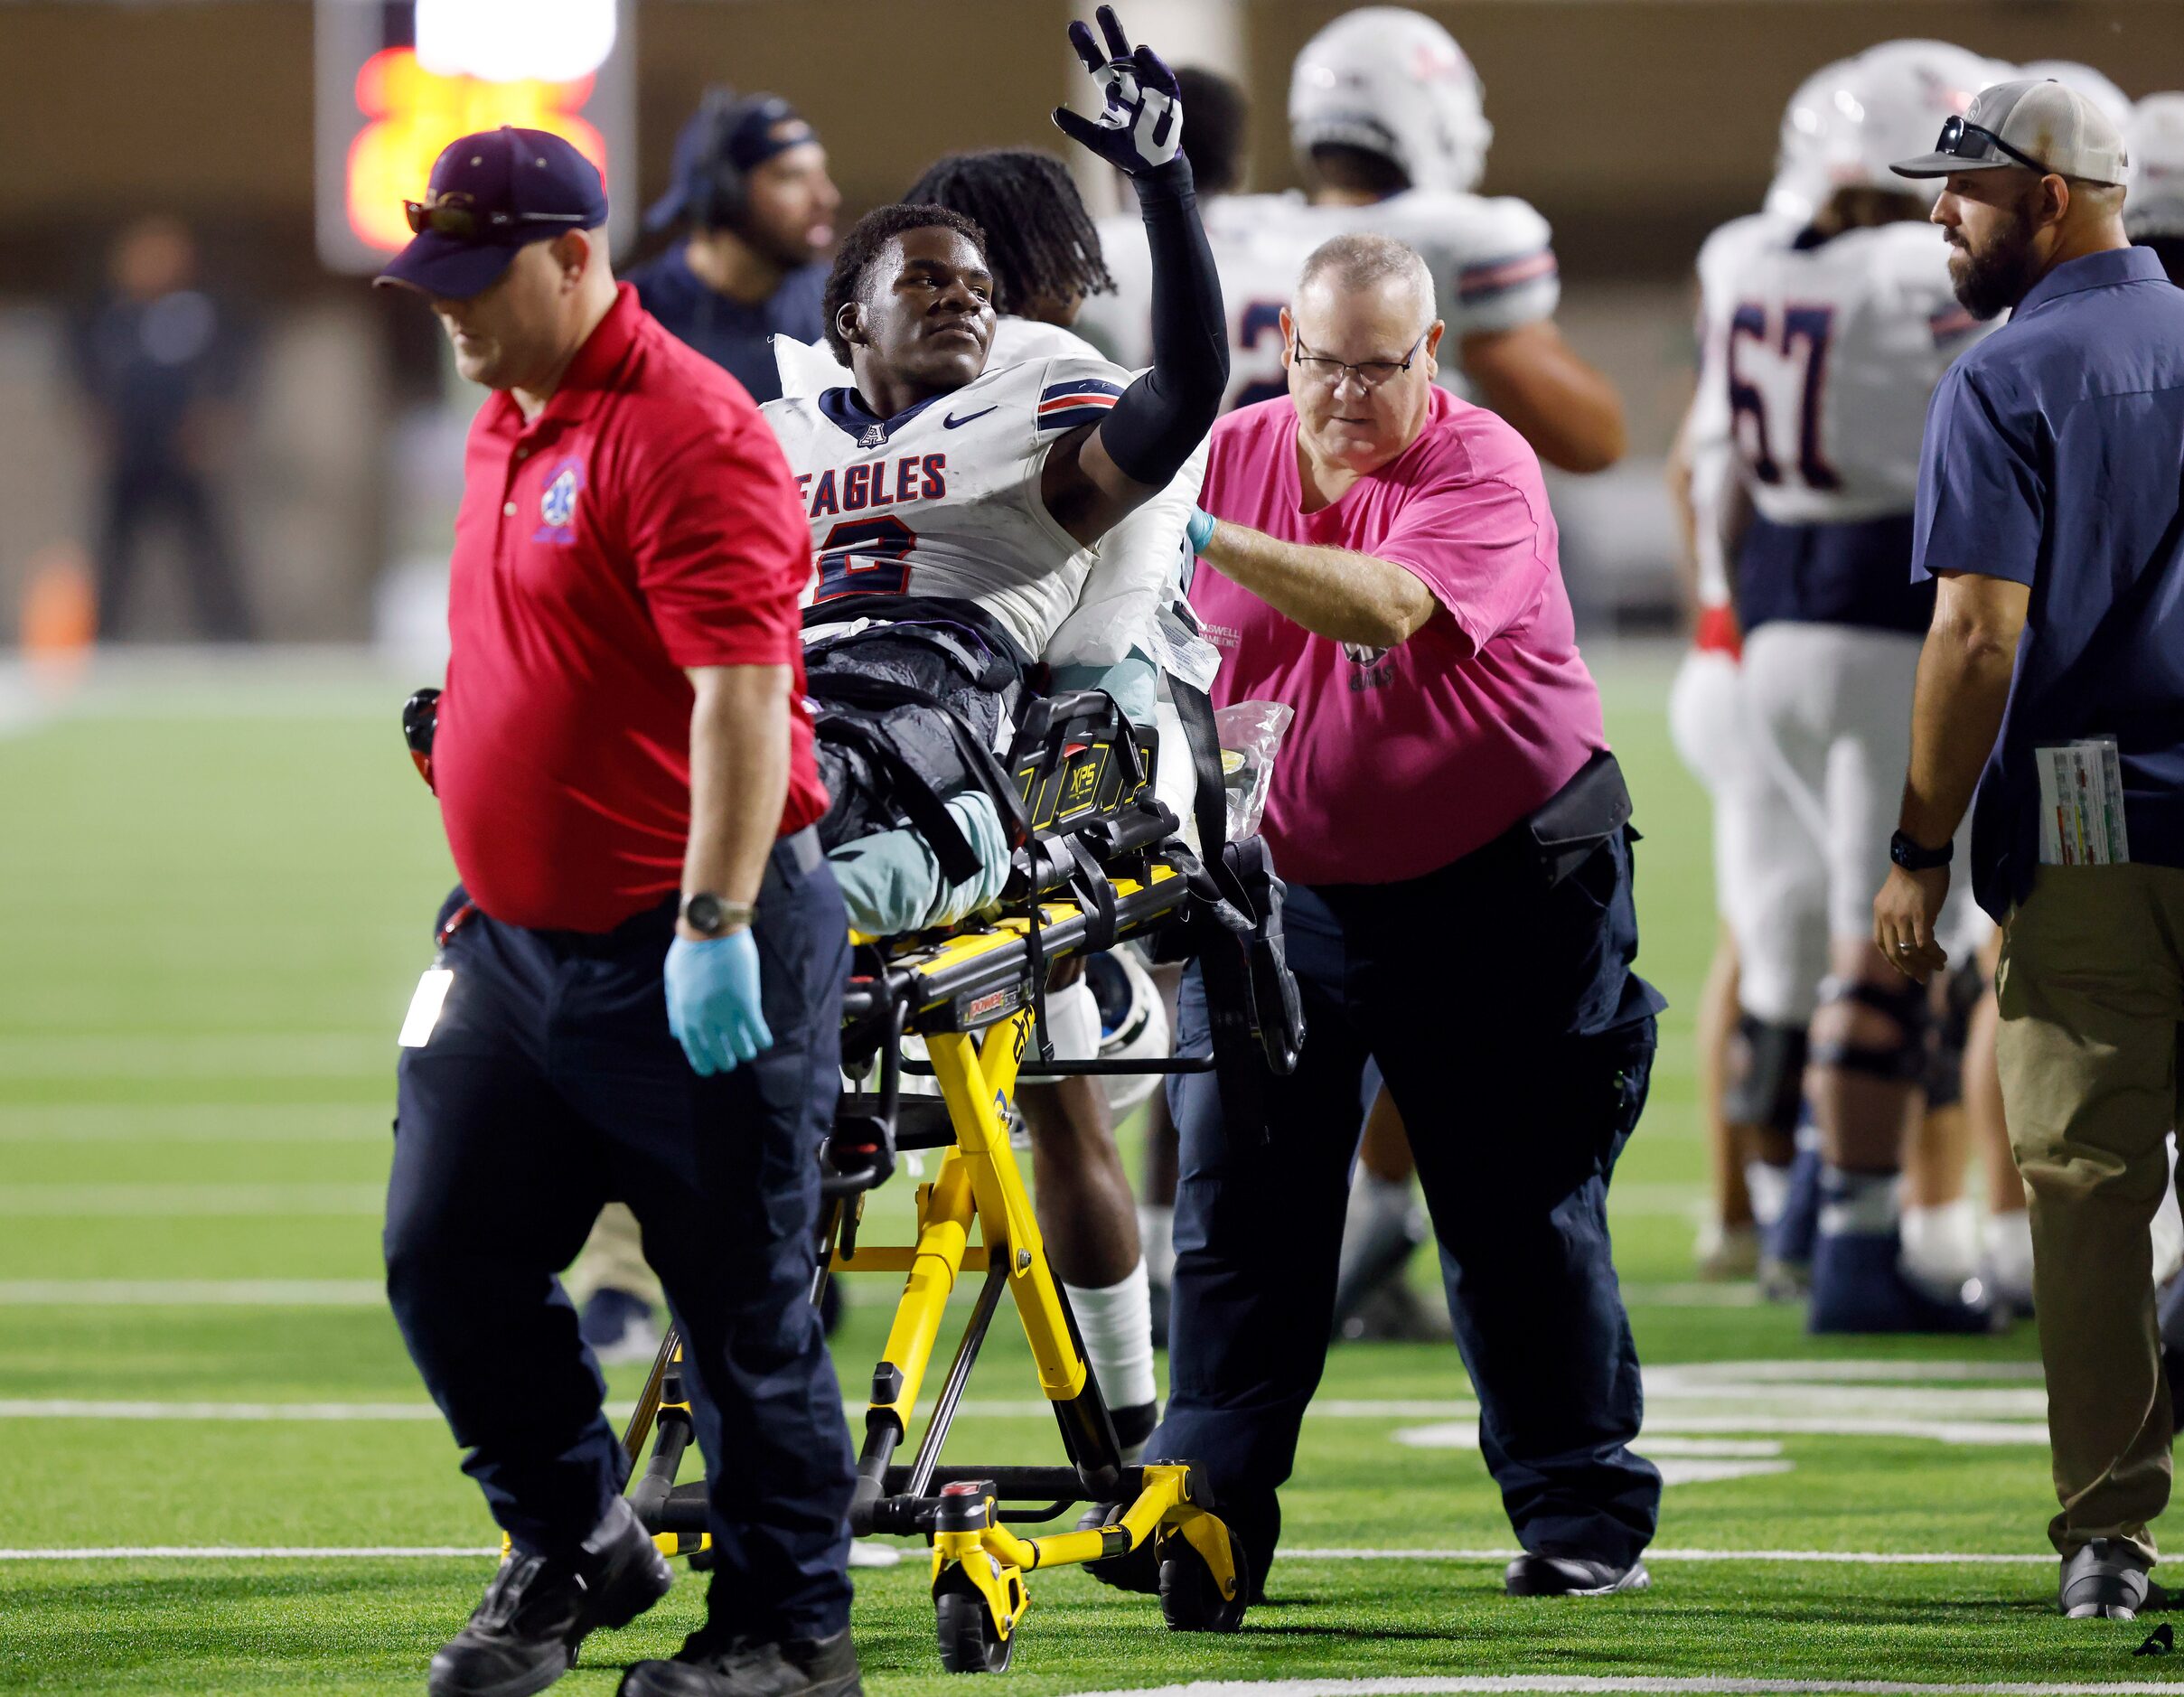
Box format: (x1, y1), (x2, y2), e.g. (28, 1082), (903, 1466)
(1997, 864), (2184, 1561)
(566, 1202), (663, 1308)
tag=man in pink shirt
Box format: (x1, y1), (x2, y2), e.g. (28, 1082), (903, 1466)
(1143, 233), (1664, 1601)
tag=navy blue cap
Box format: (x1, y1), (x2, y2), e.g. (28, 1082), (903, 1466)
(644, 91), (817, 232)
(377, 127), (609, 299)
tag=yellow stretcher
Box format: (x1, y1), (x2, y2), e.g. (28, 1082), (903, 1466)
(616, 692), (1258, 1674)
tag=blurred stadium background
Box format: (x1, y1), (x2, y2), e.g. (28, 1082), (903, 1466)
(5, 3), (2183, 1692)
(0, 0), (2171, 660)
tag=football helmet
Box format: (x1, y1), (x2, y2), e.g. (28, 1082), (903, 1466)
(1289, 6), (1493, 194)
(2126, 93), (2184, 239)
(1085, 945), (1170, 1120)
(1799, 41), (1993, 203)
(1768, 57), (1858, 223)
(2021, 61), (2134, 132)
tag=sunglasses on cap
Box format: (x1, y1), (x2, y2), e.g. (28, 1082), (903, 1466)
(403, 193), (591, 242)
(1931, 115), (2053, 176)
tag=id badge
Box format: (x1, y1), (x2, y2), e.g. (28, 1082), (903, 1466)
(398, 965), (455, 1048)
(2035, 738), (2132, 867)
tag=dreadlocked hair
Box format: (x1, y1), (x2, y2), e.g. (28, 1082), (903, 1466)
(902, 150), (1115, 319)
(821, 202), (989, 364)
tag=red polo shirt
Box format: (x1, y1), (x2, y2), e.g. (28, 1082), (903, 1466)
(434, 284), (826, 933)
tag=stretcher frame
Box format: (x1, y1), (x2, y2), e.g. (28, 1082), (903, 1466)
(617, 702), (1251, 1674)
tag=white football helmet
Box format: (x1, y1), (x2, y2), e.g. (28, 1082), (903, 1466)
(2021, 61), (2135, 132)
(1289, 7), (1494, 194)
(1084, 946), (1170, 1120)
(1768, 57), (1857, 223)
(2126, 93), (2184, 239)
(1795, 41), (1992, 204)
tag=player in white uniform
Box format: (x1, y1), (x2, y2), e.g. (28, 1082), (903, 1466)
(2128, 90), (2184, 284)
(761, 15), (1231, 1457)
(1667, 61), (1852, 1286)
(1082, 9), (1626, 474)
(1707, 41), (2006, 1332)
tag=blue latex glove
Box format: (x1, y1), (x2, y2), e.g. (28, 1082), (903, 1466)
(1185, 507), (1216, 555)
(665, 931), (773, 1077)
(1052, 6), (1183, 176)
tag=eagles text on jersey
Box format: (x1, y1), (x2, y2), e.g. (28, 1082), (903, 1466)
(760, 353), (1130, 661)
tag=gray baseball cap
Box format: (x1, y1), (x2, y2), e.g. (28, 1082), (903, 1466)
(1891, 77), (2130, 185)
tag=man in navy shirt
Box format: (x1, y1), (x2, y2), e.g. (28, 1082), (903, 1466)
(625, 89), (839, 402)
(1873, 79), (2184, 1622)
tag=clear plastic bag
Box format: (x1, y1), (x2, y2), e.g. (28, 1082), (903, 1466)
(1214, 699), (1294, 843)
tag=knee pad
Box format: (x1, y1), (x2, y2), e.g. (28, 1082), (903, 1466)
(1811, 975), (1930, 1084)
(1922, 959), (1989, 1110)
(1725, 1015), (1808, 1134)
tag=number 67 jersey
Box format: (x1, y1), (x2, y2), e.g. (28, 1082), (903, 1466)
(1698, 215), (1996, 528)
(761, 352), (1131, 661)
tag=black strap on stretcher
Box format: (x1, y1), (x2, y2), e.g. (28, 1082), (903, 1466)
(806, 670), (1032, 884)
(1163, 675), (1305, 1146)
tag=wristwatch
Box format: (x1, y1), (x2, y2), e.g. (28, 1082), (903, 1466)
(1889, 830), (1954, 872)
(680, 892), (755, 937)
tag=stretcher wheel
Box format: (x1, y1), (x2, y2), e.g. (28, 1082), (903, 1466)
(1159, 1527), (1249, 1633)
(936, 1589), (1013, 1674)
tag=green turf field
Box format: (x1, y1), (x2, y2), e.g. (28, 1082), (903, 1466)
(0, 650), (2156, 1695)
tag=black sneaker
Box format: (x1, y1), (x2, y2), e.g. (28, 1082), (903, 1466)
(617, 1627), (861, 1696)
(2062, 1538), (2162, 1619)
(1504, 1553), (1651, 1597)
(430, 1499), (672, 1696)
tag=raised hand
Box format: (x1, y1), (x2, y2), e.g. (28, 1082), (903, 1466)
(1052, 5), (1183, 176)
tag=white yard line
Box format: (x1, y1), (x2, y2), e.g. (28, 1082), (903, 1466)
(1063, 1682), (2181, 1697)
(0, 1184), (383, 1216)
(0, 1034), (390, 1081)
(0, 1104), (386, 1142)
(1280, 1549), (2053, 1566)
(0, 1280), (384, 1306)
(1621, 1283), (1765, 1307)
(1654, 1360), (2046, 1383)
(0, 1545), (2055, 1570)
(0, 1545), (497, 1561)
(0, 1400), (444, 1421)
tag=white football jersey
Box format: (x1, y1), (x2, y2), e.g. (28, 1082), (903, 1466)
(1686, 213), (1797, 608)
(1701, 218), (1996, 525)
(1078, 188), (1559, 414)
(761, 352), (1131, 661)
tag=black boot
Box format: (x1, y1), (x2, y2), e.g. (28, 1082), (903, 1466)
(429, 1499), (671, 1697)
(617, 1627), (861, 1697)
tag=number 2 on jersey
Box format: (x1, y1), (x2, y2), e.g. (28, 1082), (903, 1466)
(815, 515), (916, 601)
(1727, 302), (1842, 492)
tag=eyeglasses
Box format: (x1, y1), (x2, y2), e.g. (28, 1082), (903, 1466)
(402, 193), (590, 241)
(1289, 329), (1429, 391)
(1932, 115), (2052, 176)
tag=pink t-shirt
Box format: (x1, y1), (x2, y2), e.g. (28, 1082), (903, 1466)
(1191, 388), (1606, 886)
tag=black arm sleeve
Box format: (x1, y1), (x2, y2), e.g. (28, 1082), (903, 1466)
(1095, 156), (1229, 488)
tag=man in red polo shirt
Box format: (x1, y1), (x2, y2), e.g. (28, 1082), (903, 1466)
(376, 130), (859, 1697)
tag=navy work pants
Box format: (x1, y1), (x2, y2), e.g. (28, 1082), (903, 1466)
(1151, 826), (1664, 1589)
(386, 834), (856, 1641)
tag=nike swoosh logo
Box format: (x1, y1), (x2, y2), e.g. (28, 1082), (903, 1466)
(943, 407), (998, 429)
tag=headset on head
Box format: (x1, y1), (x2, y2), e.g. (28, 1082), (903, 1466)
(688, 86), (750, 232)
